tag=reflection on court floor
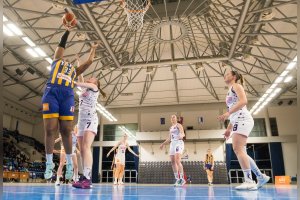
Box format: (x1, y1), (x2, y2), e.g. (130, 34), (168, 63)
(3, 183), (297, 200)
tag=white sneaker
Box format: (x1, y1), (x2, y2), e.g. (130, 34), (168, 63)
(55, 180), (60, 186)
(118, 181), (124, 185)
(174, 179), (180, 187)
(113, 180), (118, 185)
(257, 174), (270, 189)
(65, 163), (73, 180)
(44, 162), (55, 180)
(235, 180), (258, 190)
(179, 179), (186, 187)
(208, 182), (213, 186)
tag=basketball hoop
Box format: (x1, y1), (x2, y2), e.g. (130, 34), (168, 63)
(121, 0), (151, 31)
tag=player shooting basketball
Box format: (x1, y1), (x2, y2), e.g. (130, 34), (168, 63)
(42, 11), (99, 181)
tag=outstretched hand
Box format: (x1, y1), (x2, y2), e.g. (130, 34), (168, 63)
(91, 42), (99, 49)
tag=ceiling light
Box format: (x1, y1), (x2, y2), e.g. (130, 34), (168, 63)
(3, 25), (14, 36)
(22, 37), (36, 47)
(34, 48), (47, 57)
(3, 16), (8, 22)
(7, 24), (23, 36)
(286, 62), (296, 70)
(269, 92), (277, 98)
(280, 70), (289, 77)
(274, 88), (282, 94)
(47, 66), (51, 71)
(284, 76), (293, 83)
(270, 83), (277, 89)
(258, 98), (264, 102)
(26, 48), (39, 57)
(266, 88), (273, 94)
(45, 57), (53, 64)
(293, 57), (297, 62)
(253, 111), (259, 115)
(274, 76), (283, 84)
(262, 94), (268, 99)
(265, 97), (272, 102)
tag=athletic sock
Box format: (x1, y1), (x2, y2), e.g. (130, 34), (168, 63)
(46, 154), (53, 164)
(248, 156), (263, 178)
(83, 167), (92, 180)
(174, 172), (179, 180)
(243, 169), (253, 182)
(179, 172), (184, 180)
(65, 154), (72, 165)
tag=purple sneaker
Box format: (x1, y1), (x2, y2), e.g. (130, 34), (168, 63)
(72, 177), (92, 189)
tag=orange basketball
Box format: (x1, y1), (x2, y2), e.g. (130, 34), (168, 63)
(62, 13), (77, 28)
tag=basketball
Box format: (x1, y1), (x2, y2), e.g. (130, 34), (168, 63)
(62, 13), (77, 28)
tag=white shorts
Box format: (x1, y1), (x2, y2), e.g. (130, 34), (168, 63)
(169, 140), (184, 156)
(78, 114), (98, 136)
(231, 117), (254, 137)
(115, 155), (125, 165)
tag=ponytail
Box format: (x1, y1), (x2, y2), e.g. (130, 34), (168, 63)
(232, 71), (244, 87)
(97, 80), (107, 98)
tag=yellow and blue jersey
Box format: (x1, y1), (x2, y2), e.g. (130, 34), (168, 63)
(46, 59), (77, 89)
(42, 59), (77, 120)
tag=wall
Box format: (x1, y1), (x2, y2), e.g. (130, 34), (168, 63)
(139, 141), (225, 162)
(3, 113), (34, 137)
(281, 142), (297, 177)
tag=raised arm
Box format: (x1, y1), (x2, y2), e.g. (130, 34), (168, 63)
(107, 141), (120, 157)
(75, 81), (98, 91)
(126, 144), (139, 157)
(76, 43), (98, 76)
(54, 29), (70, 60)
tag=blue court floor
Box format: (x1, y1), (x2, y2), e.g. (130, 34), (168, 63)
(3, 183), (297, 200)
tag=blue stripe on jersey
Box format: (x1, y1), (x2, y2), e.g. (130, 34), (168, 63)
(47, 59), (76, 89)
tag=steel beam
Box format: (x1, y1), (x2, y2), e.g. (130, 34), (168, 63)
(228, 0), (251, 59)
(81, 4), (121, 68)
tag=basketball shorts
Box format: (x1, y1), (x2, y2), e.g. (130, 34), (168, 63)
(42, 85), (75, 120)
(114, 155), (125, 165)
(231, 114), (254, 137)
(169, 140), (184, 155)
(205, 164), (213, 171)
(78, 113), (98, 136)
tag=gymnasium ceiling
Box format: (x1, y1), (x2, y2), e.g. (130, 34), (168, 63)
(3, 0), (298, 116)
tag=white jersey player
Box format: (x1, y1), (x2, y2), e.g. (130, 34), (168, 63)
(160, 115), (186, 187)
(218, 70), (270, 191)
(107, 134), (139, 185)
(73, 72), (106, 189)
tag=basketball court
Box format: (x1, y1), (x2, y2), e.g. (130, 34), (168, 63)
(2, 0), (299, 199)
(3, 183), (298, 199)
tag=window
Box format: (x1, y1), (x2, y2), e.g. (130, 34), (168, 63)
(269, 118), (279, 136)
(250, 118), (267, 137)
(103, 123), (138, 141)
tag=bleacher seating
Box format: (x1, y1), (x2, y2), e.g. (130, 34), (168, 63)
(138, 161), (228, 184)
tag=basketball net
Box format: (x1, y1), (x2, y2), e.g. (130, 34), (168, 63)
(121, 0), (151, 31)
